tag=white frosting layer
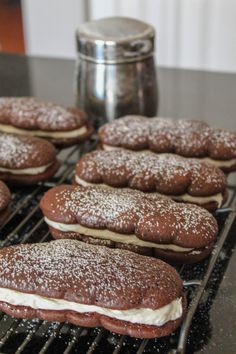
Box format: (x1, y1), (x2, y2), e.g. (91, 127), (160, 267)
(201, 157), (236, 168)
(75, 175), (223, 207)
(0, 123), (87, 139)
(169, 192), (223, 207)
(0, 287), (182, 326)
(102, 144), (236, 168)
(0, 163), (52, 175)
(45, 217), (193, 253)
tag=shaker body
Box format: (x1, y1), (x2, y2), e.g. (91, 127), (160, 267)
(76, 56), (158, 126)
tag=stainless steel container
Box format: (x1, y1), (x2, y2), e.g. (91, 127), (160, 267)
(76, 17), (158, 125)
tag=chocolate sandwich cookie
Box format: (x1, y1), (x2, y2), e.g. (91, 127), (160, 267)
(0, 97), (93, 146)
(0, 239), (186, 338)
(0, 133), (59, 184)
(0, 181), (11, 224)
(40, 185), (218, 263)
(74, 150), (227, 211)
(99, 116), (236, 172)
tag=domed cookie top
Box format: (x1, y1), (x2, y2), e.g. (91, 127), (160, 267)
(0, 239), (185, 338)
(0, 180), (11, 212)
(99, 116), (236, 172)
(40, 185), (218, 263)
(0, 133), (59, 184)
(0, 180), (11, 225)
(75, 149), (227, 211)
(0, 97), (93, 146)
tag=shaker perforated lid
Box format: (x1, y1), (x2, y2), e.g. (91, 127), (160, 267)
(76, 17), (155, 63)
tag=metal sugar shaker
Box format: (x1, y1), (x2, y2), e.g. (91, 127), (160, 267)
(76, 17), (158, 126)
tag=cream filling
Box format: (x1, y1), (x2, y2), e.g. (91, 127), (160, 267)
(45, 217), (193, 253)
(200, 157), (236, 168)
(0, 287), (182, 326)
(75, 175), (223, 207)
(0, 163), (52, 175)
(0, 123), (87, 139)
(169, 192), (223, 207)
(102, 144), (236, 168)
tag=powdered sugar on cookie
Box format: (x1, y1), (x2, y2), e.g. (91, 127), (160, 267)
(40, 185), (218, 249)
(75, 150), (227, 197)
(99, 116), (236, 161)
(0, 97), (86, 131)
(0, 239), (182, 309)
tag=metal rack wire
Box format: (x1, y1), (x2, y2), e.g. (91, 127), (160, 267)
(0, 138), (235, 354)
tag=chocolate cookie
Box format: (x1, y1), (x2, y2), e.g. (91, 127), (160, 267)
(74, 150), (227, 211)
(0, 240), (186, 338)
(98, 116), (236, 172)
(0, 133), (59, 184)
(0, 180), (11, 224)
(0, 97), (93, 146)
(40, 185), (218, 263)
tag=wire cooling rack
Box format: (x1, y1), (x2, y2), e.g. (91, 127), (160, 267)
(0, 138), (235, 354)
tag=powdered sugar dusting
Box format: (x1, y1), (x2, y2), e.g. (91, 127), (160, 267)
(99, 116), (236, 159)
(0, 132), (56, 169)
(0, 133), (35, 168)
(0, 97), (86, 131)
(0, 239), (182, 309)
(42, 185), (218, 248)
(76, 150), (226, 196)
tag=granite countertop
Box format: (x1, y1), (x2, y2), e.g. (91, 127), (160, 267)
(0, 52), (236, 353)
